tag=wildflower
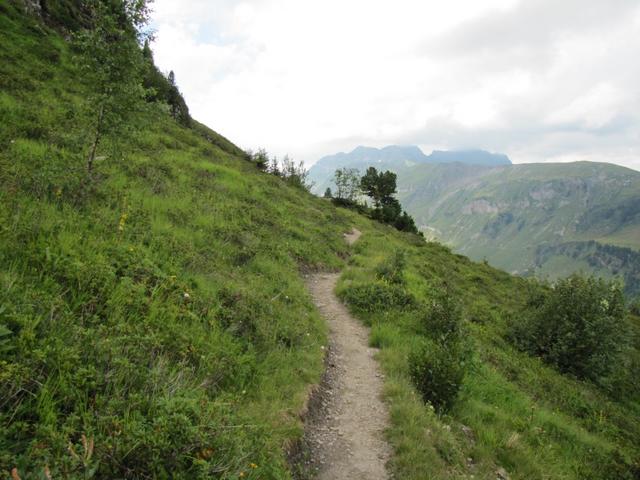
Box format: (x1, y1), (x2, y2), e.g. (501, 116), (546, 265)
(249, 463), (258, 469)
(183, 292), (191, 299)
(239, 472), (245, 478)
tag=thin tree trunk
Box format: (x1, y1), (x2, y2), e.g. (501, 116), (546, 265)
(87, 105), (104, 176)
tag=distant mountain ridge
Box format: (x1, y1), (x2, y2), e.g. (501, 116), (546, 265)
(308, 145), (511, 195)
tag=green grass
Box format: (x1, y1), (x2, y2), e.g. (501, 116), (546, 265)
(337, 228), (640, 479)
(0, 3), (363, 477)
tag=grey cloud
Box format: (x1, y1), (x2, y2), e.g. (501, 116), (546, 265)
(423, 0), (640, 58)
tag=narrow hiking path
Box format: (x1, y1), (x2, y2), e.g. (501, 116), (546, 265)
(301, 229), (392, 479)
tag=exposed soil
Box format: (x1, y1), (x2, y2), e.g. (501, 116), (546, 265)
(298, 229), (392, 479)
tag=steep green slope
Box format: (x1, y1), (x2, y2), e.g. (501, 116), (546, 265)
(0, 3), (361, 477)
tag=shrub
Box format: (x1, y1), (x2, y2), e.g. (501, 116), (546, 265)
(410, 287), (471, 412)
(421, 286), (464, 343)
(375, 249), (407, 285)
(409, 340), (467, 413)
(510, 274), (628, 384)
(340, 282), (414, 313)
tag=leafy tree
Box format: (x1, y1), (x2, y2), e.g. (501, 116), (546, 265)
(360, 167), (397, 208)
(333, 167), (360, 203)
(73, 0), (151, 176)
(510, 274), (628, 384)
(324, 187), (332, 198)
(358, 166), (421, 235)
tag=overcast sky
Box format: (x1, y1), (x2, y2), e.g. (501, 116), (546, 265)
(150, 0), (640, 170)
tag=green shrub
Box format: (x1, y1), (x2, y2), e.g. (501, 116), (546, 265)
(375, 249), (406, 285)
(409, 340), (468, 413)
(421, 286), (464, 343)
(510, 274), (628, 384)
(340, 282), (414, 313)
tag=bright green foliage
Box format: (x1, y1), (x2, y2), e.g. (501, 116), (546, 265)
(72, 0), (151, 175)
(510, 274), (629, 384)
(2, 1), (640, 478)
(339, 282), (414, 314)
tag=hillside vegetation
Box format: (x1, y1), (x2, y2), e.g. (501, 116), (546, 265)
(338, 233), (640, 479)
(311, 149), (640, 298)
(1, 1), (639, 479)
(0, 2), (360, 477)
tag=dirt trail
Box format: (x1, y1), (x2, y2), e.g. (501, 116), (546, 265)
(302, 229), (391, 479)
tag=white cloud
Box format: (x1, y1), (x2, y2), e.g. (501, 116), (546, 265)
(150, 0), (640, 171)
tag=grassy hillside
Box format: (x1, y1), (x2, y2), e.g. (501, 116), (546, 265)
(1, 2), (639, 479)
(338, 230), (640, 479)
(0, 3), (362, 477)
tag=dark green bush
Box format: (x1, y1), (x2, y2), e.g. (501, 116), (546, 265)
(409, 340), (467, 413)
(340, 282), (414, 313)
(510, 274), (628, 384)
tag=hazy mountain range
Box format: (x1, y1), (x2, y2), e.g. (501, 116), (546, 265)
(309, 146), (640, 297)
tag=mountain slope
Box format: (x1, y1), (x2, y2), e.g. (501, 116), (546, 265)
(396, 161), (640, 296)
(1, 2), (639, 479)
(0, 3), (362, 477)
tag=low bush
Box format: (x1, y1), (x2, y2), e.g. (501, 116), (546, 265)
(340, 282), (414, 314)
(409, 339), (468, 413)
(410, 286), (471, 413)
(420, 286), (464, 343)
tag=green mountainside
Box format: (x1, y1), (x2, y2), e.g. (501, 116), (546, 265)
(1, 1), (639, 479)
(311, 149), (640, 297)
(398, 162), (640, 297)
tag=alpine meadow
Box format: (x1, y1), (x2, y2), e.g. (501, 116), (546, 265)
(0, 1), (639, 479)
